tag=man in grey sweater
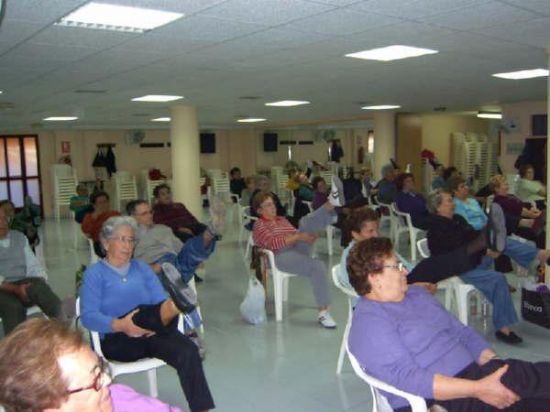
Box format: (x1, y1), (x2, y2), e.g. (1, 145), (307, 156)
(0, 207), (64, 335)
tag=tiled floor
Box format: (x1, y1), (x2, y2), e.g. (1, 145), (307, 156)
(14, 208), (550, 411)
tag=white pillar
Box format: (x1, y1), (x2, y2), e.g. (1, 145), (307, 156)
(170, 105), (201, 218)
(373, 112), (396, 180)
(546, 47), (550, 285)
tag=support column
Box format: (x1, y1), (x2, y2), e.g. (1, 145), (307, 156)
(373, 111), (397, 180)
(170, 105), (201, 217)
(546, 47), (550, 285)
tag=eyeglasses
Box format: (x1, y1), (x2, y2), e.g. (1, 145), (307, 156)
(110, 235), (135, 244)
(383, 262), (406, 272)
(66, 358), (111, 395)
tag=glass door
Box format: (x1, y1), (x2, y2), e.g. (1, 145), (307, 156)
(0, 135), (42, 212)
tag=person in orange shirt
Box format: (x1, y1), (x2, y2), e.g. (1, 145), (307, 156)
(81, 191), (119, 258)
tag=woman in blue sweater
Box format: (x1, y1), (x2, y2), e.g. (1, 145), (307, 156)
(79, 216), (214, 412)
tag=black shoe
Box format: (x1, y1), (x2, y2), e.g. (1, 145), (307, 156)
(159, 263), (197, 314)
(194, 274), (204, 283)
(488, 203), (507, 252)
(495, 330), (523, 345)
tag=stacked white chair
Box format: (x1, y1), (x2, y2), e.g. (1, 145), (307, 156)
(114, 171), (138, 212)
(52, 165), (77, 221)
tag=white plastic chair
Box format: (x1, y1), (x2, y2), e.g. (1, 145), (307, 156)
(331, 265), (358, 374)
(416, 239), (479, 325)
(258, 248), (298, 321)
(391, 203), (425, 262)
(374, 198), (394, 239)
(346, 341), (429, 412)
(211, 176), (239, 204)
(76, 298), (177, 398)
(114, 172), (138, 211)
(88, 238), (99, 265)
(239, 206), (258, 244)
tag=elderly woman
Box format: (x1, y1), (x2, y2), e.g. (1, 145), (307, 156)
(252, 192), (338, 328)
(489, 174), (545, 248)
(516, 164), (546, 208)
(425, 189), (523, 345)
(395, 173), (431, 230)
(347, 237), (550, 412)
(0, 318), (183, 411)
(79, 216), (214, 412)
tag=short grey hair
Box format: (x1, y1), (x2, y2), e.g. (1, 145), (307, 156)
(426, 188), (450, 214)
(381, 164), (394, 177)
(99, 216), (137, 243)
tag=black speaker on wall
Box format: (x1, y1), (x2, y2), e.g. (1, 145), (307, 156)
(200, 133), (216, 154)
(263, 132), (278, 152)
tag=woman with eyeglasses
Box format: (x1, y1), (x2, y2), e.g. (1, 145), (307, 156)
(0, 318), (183, 411)
(79, 216), (214, 412)
(346, 238), (550, 412)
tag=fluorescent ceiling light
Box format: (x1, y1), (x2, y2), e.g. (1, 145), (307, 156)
(0, 91), (3, 95)
(237, 118), (266, 123)
(492, 68), (549, 80)
(477, 111), (502, 119)
(43, 116), (78, 121)
(151, 117), (171, 122)
(265, 100), (310, 107)
(55, 2), (184, 33)
(132, 95), (183, 102)
(361, 105), (401, 110)
(345, 45), (438, 62)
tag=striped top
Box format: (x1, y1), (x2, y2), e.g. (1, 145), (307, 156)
(252, 216), (296, 252)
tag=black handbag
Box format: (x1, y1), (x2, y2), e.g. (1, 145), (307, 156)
(521, 287), (550, 329)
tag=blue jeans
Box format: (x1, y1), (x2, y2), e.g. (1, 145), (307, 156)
(156, 233), (216, 330)
(504, 237), (538, 268)
(461, 256), (518, 330)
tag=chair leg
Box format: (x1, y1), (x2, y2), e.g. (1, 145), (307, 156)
(326, 227), (333, 256)
(273, 273), (283, 322)
(196, 305), (205, 334)
(337, 303), (353, 374)
(444, 287), (453, 311)
(147, 368), (159, 398)
(456, 287), (470, 325)
(410, 232), (417, 262)
(282, 277), (289, 302)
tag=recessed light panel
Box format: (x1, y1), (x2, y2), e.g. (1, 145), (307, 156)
(477, 112), (502, 119)
(361, 105), (401, 110)
(237, 118), (266, 123)
(492, 69), (549, 80)
(55, 2), (184, 33)
(132, 95), (184, 102)
(346, 45), (438, 62)
(265, 100), (310, 107)
(43, 116), (78, 121)
(151, 117), (171, 122)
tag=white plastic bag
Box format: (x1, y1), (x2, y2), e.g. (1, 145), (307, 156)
(240, 277), (266, 325)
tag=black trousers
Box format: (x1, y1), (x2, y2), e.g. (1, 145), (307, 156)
(406, 246), (481, 284)
(100, 303), (215, 412)
(397, 359), (550, 411)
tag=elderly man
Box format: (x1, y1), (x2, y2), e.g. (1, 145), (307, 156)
(0, 206), (64, 335)
(128, 199), (224, 283)
(376, 164), (398, 204)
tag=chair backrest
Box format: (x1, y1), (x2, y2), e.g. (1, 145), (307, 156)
(346, 342), (428, 412)
(76, 297), (106, 358)
(303, 200), (313, 213)
(331, 265), (358, 299)
(390, 203), (411, 230)
(416, 238), (430, 259)
(212, 177), (231, 194)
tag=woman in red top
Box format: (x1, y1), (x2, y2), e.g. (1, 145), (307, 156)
(81, 191), (120, 257)
(252, 192), (337, 328)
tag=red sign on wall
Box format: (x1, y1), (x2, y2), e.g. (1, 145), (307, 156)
(61, 141), (71, 153)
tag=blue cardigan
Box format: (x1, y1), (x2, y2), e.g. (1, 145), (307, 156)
(80, 259), (167, 334)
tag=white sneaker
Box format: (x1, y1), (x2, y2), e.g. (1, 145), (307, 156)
(318, 311), (337, 329)
(329, 176), (343, 207)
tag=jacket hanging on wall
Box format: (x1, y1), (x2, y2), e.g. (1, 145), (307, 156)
(92, 146), (117, 177)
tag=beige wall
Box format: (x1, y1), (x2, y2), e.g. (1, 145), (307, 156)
(500, 100), (547, 173)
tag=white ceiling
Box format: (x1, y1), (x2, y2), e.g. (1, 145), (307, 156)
(0, 0), (548, 130)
